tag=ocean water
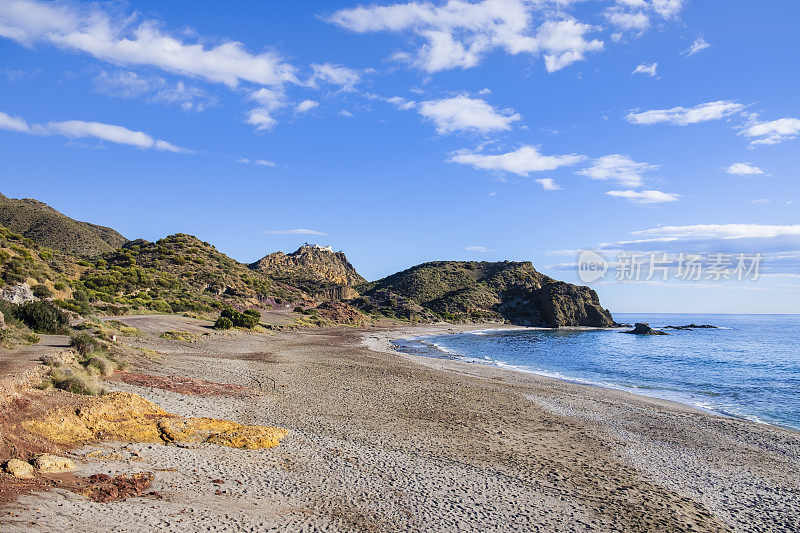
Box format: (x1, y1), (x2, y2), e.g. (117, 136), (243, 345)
(392, 314), (800, 431)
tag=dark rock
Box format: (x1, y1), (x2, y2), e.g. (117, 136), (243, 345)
(663, 324), (719, 330)
(623, 323), (668, 335)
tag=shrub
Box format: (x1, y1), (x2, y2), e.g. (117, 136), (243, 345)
(47, 366), (102, 395)
(243, 309), (260, 320)
(85, 354), (117, 377)
(219, 308), (259, 329)
(72, 289), (88, 301)
(32, 284), (53, 299)
(16, 301), (68, 334)
(53, 282), (66, 291)
(214, 316), (233, 330)
(70, 332), (102, 356)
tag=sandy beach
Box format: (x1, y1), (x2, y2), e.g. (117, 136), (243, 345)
(2, 317), (799, 532)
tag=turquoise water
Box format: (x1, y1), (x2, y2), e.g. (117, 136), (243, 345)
(392, 314), (800, 431)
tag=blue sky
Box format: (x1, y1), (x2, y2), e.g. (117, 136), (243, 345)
(1, 0), (799, 313)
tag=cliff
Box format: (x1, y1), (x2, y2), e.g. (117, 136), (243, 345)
(250, 245), (366, 287)
(353, 261), (614, 328)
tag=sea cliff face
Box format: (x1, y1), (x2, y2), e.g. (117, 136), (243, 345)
(354, 261), (614, 328)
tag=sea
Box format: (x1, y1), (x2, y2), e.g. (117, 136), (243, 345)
(391, 314), (800, 431)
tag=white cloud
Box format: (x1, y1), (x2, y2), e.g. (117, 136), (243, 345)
(605, 0), (683, 35)
(725, 163), (766, 176)
(93, 71), (216, 111)
(385, 95), (417, 110)
(465, 245), (493, 253)
(752, 198), (770, 204)
(247, 88), (286, 131)
(684, 37), (710, 56)
(0, 109), (188, 152)
(632, 224), (800, 240)
(0, 0), (298, 88)
(295, 100), (319, 113)
(650, 0), (683, 18)
(418, 95), (520, 134)
(339, 110), (354, 117)
(626, 100), (744, 125)
(578, 154), (657, 187)
(238, 158), (275, 167)
(327, 1), (603, 73)
(632, 62), (657, 77)
(310, 63), (362, 91)
(535, 178), (560, 190)
(0, 110), (30, 132)
(267, 228), (328, 235)
(606, 11), (650, 31)
(740, 118), (800, 146)
(246, 108), (278, 131)
(449, 145), (584, 176)
(606, 189), (679, 203)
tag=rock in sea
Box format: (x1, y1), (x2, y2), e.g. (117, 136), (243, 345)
(623, 323), (668, 335)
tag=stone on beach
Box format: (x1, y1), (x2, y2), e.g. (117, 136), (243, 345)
(4, 458), (35, 478)
(33, 454), (75, 473)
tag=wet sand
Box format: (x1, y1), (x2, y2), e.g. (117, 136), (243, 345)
(2, 318), (799, 531)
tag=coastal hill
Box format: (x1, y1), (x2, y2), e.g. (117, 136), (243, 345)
(354, 261), (614, 327)
(0, 193), (127, 256)
(0, 192), (614, 327)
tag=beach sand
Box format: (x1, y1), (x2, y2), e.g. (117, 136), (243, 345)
(2, 318), (799, 531)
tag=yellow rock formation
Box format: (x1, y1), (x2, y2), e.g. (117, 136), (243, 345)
(23, 392), (287, 450)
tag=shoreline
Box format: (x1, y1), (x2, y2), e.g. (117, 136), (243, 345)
(3, 318), (799, 531)
(363, 324), (796, 433)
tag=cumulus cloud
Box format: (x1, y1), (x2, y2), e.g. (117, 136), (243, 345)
(93, 71), (216, 111)
(626, 100), (744, 125)
(266, 228), (328, 235)
(632, 62), (657, 76)
(295, 100), (319, 113)
(684, 37), (710, 56)
(605, 189), (679, 203)
(0, 0), (298, 88)
(605, 11), (650, 32)
(327, 1), (603, 73)
(535, 178), (560, 190)
(740, 118), (800, 146)
(0, 109), (188, 152)
(246, 88), (287, 131)
(605, 0), (684, 35)
(578, 154), (657, 187)
(449, 145), (584, 176)
(465, 245), (494, 253)
(310, 63), (362, 91)
(726, 163), (766, 176)
(418, 95), (521, 134)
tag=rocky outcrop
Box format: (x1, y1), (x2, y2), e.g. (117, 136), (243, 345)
(250, 244), (365, 292)
(663, 324), (718, 330)
(355, 261), (615, 328)
(0, 283), (35, 304)
(623, 323), (668, 335)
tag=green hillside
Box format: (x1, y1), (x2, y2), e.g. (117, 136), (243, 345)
(0, 193), (127, 256)
(354, 261), (615, 327)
